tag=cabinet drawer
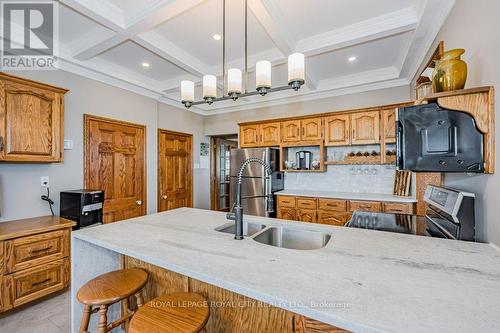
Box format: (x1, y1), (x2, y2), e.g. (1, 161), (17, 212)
(349, 200), (382, 212)
(4, 229), (69, 274)
(318, 199), (348, 212)
(2, 258), (69, 310)
(296, 198), (317, 210)
(317, 211), (351, 226)
(278, 196), (296, 208)
(383, 202), (414, 215)
(297, 209), (317, 223)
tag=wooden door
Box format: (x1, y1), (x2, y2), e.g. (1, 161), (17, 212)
(84, 115), (146, 223)
(301, 117), (323, 141)
(0, 78), (65, 162)
(158, 129), (193, 212)
(297, 209), (317, 223)
(239, 124), (260, 147)
(317, 211), (350, 226)
(277, 207), (296, 221)
(260, 122), (280, 146)
(351, 111), (380, 145)
(324, 115), (350, 146)
(281, 120), (301, 142)
(381, 108), (397, 144)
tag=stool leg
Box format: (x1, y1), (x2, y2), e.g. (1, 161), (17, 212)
(135, 291), (144, 308)
(122, 296), (130, 332)
(79, 305), (92, 333)
(97, 305), (108, 333)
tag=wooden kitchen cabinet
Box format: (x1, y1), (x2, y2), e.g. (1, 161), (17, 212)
(351, 111), (380, 145)
(297, 209), (317, 223)
(0, 73), (67, 163)
(239, 122), (280, 147)
(281, 117), (323, 142)
(278, 195), (296, 208)
(381, 108), (397, 144)
(325, 114), (350, 146)
(281, 120), (302, 142)
(349, 200), (382, 212)
(383, 202), (414, 215)
(278, 207), (297, 221)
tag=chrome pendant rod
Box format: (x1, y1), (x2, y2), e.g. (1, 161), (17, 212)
(244, 0), (248, 93)
(222, 0), (226, 97)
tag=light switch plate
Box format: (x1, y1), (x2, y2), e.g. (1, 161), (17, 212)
(64, 139), (73, 150)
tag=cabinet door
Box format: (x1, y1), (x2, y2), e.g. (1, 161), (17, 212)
(0, 79), (63, 162)
(239, 124), (260, 147)
(381, 108), (397, 144)
(317, 211), (350, 226)
(260, 122), (280, 146)
(324, 115), (350, 146)
(297, 209), (317, 223)
(278, 207), (296, 221)
(281, 120), (301, 142)
(351, 111), (380, 145)
(301, 117), (323, 141)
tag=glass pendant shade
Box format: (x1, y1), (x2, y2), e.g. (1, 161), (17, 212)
(256, 60), (272, 88)
(203, 75), (217, 98)
(227, 68), (242, 94)
(288, 53), (305, 83)
(180, 80), (194, 102)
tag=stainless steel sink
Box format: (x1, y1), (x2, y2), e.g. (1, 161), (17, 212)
(253, 226), (331, 250)
(215, 221), (266, 236)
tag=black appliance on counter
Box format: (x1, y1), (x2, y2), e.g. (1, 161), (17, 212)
(397, 103), (484, 172)
(60, 190), (104, 230)
(296, 150), (312, 170)
(346, 185), (476, 241)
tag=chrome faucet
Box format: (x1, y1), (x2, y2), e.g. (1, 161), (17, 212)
(226, 158), (274, 240)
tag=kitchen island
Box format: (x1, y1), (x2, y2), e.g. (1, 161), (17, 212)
(71, 208), (500, 332)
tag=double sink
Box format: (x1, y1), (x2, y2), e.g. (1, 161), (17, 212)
(215, 221), (331, 250)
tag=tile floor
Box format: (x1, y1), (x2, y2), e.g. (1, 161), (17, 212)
(0, 291), (70, 333)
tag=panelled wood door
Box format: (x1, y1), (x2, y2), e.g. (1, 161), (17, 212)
(158, 129), (193, 212)
(351, 111), (380, 145)
(84, 115), (146, 223)
(301, 117), (323, 141)
(281, 120), (301, 142)
(0, 78), (64, 162)
(260, 122), (280, 146)
(239, 124), (260, 147)
(381, 108), (397, 144)
(325, 115), (350, 146)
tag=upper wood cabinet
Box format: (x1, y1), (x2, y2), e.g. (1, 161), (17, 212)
(351, 111), (380, 145)
(381, 108), (397, 144)
(0, 73), (67, 163)
(239, 122), (280, 147)
(281, 117), (323, 142)
(325, 114), (350, 146)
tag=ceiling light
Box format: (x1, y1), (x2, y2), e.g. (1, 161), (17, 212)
(141, 62), (150, 68)
(348, 56), (357, 63)
(180, 1), (306, 109)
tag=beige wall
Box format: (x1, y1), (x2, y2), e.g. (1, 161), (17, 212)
(203, 86), (411, 136)
(0, 70), (208, 222)
(412, 0), (500, 244)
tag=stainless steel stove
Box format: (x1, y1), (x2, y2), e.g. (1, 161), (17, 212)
(346, 185), (476, 241)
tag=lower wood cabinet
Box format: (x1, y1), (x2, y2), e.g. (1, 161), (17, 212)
(0, 216), (74, 313)
(278, 207), (297, 220)
(317, 211), (351, 226)
(297, 209), (317, 223)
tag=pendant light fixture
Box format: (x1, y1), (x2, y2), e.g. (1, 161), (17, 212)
(180, 0), (306, 109)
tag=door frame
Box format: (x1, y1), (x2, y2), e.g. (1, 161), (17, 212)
(83, 114), (148, 216)
(157, 129), (193, 211)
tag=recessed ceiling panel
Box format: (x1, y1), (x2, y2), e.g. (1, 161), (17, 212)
(274, 0), (418, 40)
(308, 32), (413, 81)
(96, 41), (188, 81)
(106, 0), (158, 13)
(58, 4), (115, 46)
(153, 0), (277, 67)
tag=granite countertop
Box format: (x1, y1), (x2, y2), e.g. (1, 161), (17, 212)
(72, 208), (500, 333)
(276, 189), (417, 203)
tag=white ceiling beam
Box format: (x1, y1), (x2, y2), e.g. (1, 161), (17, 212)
(248, 0), (316, 90)
(59, 0), (124, 30)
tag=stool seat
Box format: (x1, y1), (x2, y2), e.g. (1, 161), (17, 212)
(77, 268), (148, 306)
(129, 292), (209, 333)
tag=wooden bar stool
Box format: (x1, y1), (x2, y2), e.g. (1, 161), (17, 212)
(77, 268), (149, 333)
(129, 292), (209, 333)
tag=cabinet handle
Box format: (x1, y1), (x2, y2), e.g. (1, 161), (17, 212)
(0, 136), (3, 151)
(136, 200), (143, 206)
(31, 278), (51, 287)
(162, 194), (168, 200)
(30, 246), (52, 254)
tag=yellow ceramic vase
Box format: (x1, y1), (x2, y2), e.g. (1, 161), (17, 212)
(432, 49), (468, 92)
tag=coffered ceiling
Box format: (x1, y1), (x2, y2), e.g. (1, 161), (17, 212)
(40, 0), (455, 114)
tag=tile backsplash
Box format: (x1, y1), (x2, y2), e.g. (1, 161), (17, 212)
(284, 164), (397, 194)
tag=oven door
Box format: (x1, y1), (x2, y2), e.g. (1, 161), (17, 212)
(424, 208), (459, 239)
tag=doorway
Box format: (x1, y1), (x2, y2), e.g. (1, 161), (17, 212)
(210, 135), (238, 211)
(157, 129), (193, 212)
(84, 115), (147, 223)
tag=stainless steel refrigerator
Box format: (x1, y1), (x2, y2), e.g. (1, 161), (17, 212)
(229, 148), (284, 217)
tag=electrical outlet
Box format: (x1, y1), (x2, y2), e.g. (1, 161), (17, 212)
(41, 176), (49, 187)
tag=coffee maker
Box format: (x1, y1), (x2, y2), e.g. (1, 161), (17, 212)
(296, 151), (312, 170)
(60, 190), (104, 230)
